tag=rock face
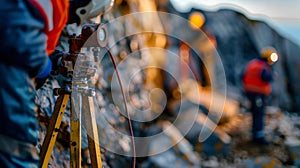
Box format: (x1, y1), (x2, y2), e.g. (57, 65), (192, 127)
(191, 9), (300, 111)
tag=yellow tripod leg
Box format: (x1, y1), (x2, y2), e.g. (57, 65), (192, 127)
(82, 95), (102, 168)
(70, 100), (82, 168)
(40, 94), (70, 168)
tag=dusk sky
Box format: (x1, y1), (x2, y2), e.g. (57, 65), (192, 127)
(171, 0), (300, 46)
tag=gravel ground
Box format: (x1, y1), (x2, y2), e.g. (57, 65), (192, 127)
(199, 108), (300, 168)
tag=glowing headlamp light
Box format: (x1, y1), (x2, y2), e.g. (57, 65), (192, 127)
(270, 52), (278, 63)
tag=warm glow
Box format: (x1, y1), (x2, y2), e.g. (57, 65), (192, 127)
(270, 52), (278, 62)
(189, 12), (205, 29)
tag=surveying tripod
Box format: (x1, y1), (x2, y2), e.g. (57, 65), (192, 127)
(39, 24), (108, 168)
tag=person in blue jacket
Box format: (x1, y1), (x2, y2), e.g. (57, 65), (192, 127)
(0, 0), (69, 167)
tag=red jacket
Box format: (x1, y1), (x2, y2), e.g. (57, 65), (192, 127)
(242, 59), (272, 95)
(29, 0), (69, 55)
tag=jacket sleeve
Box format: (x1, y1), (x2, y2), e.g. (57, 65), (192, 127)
(261, 67), (273, 82)
(29, 0), (69, 78)
(36, 0), (69, 78)
(0, 0), (48, 78)
(0, 1), (68, 78)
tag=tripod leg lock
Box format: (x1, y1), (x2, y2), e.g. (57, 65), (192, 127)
(53, 86), (72, 96)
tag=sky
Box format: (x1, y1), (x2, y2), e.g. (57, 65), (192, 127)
(171, 0), (300, 46)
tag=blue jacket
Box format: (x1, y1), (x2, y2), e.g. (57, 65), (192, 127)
(0, 0), (47, 146)
(0, 0), (51, 78)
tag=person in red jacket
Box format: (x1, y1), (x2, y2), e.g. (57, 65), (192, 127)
(242, 47), (279, 144)
(0, 1), (69, 167)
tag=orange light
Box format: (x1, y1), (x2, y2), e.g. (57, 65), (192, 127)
(189, 12), (205, 29)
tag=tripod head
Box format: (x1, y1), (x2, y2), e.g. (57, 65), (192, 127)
(51, 23), (108, 89)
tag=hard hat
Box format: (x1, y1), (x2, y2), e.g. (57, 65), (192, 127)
(260, 46), (279, 65)
(189, 11), (205, 29)
(68, 0), (114, 25)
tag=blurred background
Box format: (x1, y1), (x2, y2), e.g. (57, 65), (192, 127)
(36, 0), (300, 167)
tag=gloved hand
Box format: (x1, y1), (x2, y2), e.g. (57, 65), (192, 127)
(34, 57), (52, 90)
(35, 50), (66, 90)
(49, 50), (67, 74)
